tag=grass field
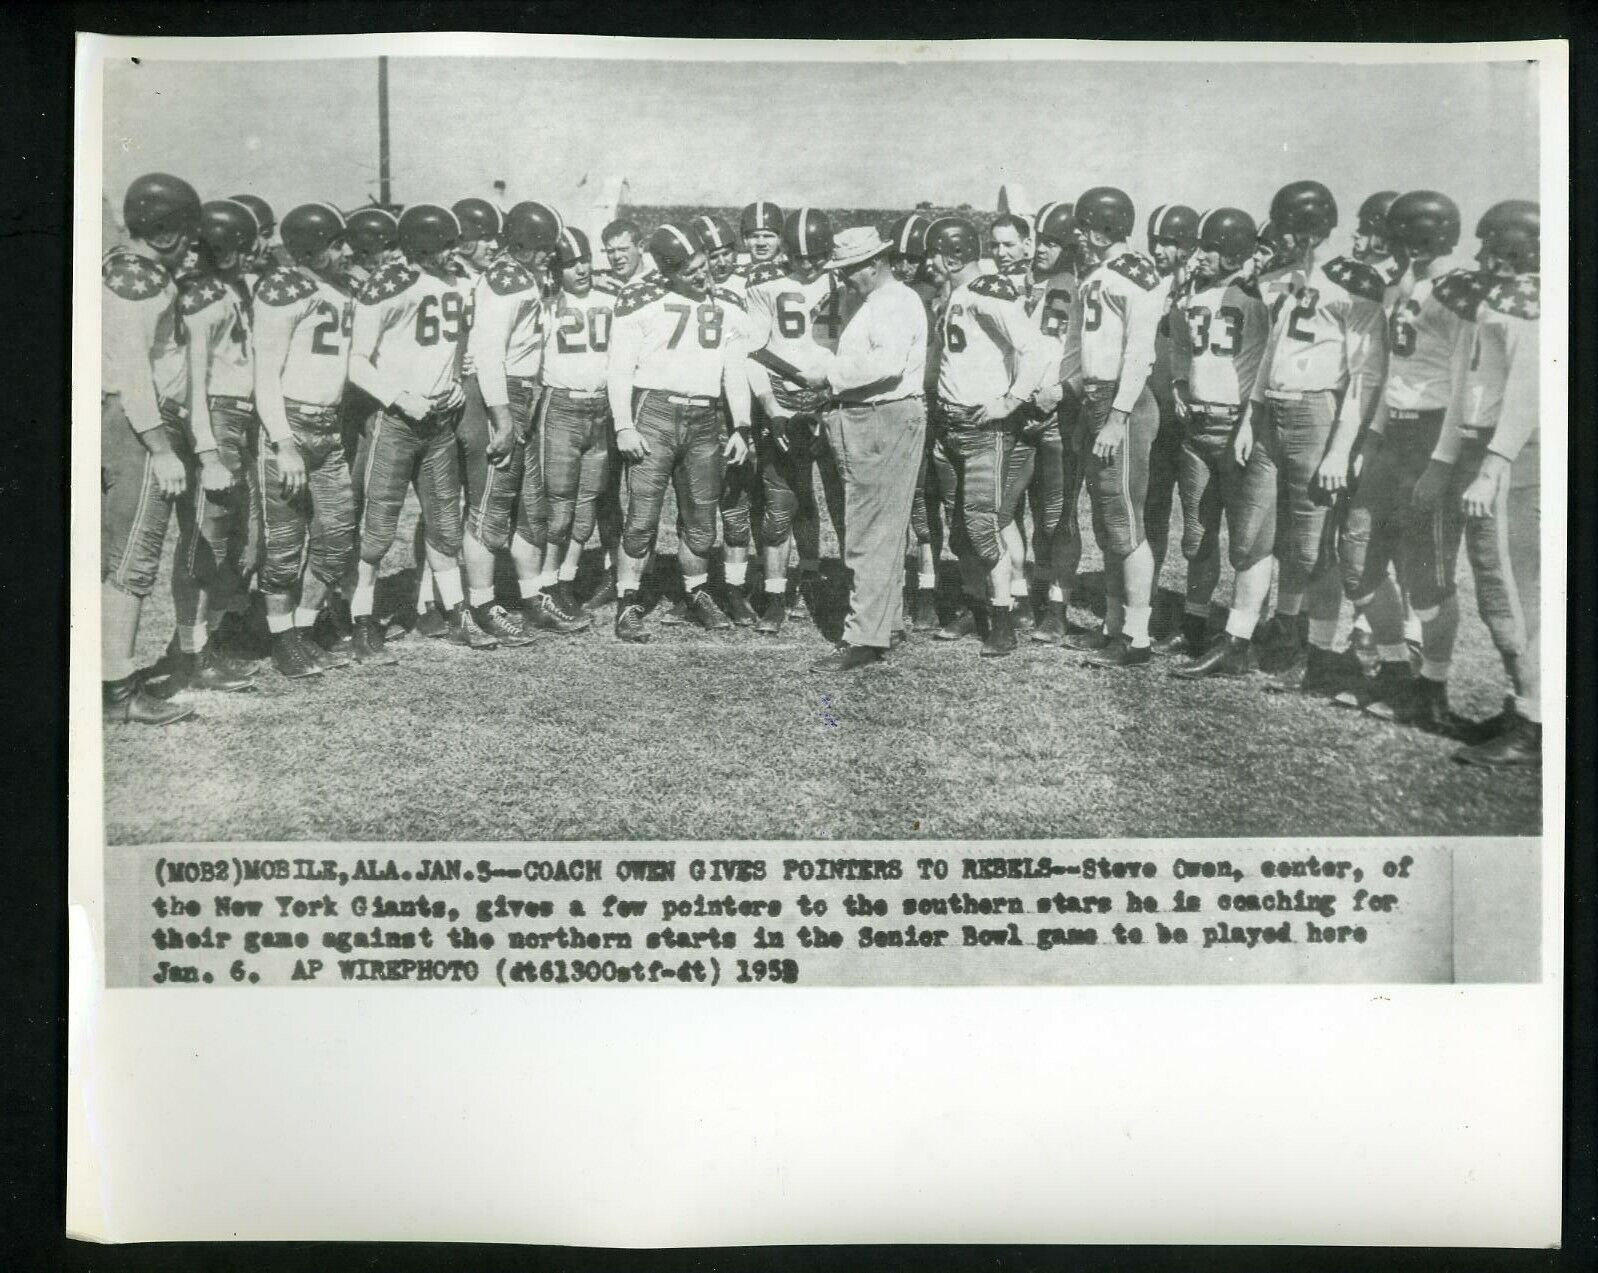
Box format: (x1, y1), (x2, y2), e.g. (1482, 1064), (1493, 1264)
(102, 475), (1542, 845)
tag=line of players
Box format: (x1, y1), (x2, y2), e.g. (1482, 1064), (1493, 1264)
(100, 173), (1540, 767)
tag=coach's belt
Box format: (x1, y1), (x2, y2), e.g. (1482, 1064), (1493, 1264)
(1385, 408), (1441, 423)
(557, 388), (606, 401)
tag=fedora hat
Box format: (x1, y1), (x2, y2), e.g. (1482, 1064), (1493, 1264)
(828, 225), (891, 271)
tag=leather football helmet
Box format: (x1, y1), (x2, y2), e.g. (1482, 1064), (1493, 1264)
(888, 212), (932, 260)
(783, 207), (835, 264)
(1033, 201), (1075, 246)
(452, 197), (504, 243)
(1475, 200), (1539, 272)
(1195, 208), (1258, 265)
(198, 199), (261, 260)
(228, 193), (276, 238)
(648, 222), (701, 273)
(123, 173), (202, 243)
(280, 202), (349, 262)
(397, 204), (461, 258)
(1268, 180), (1338, 240)
(925, 217), (982, 266)
(740, 200), (783, 238)
(1148, 203), (1200, 250)
(556, 225), (592, 268)
(1074, 187), (1136, 241)
(1385, 191), (1461, 259)
(505, 201), (564, 255)
(345, 207), (399, 257)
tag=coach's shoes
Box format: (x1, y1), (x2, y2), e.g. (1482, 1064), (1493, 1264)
(980, 607), (1018, 658)
(688, 588), (733, 632)
(1455, 710), (1541, 768)
(1030, 600), (1065, 644)
(103, 675), (195, 726)
(1064, 626), (1113, 652)
(724, 588), (758, 627)
(473, 602), (534, 647)
(351, 616), (398, 666)
(912, 589), (940, 632)
(935, 608), (981, 642)
(1172, 634), (1254, 679)
(614, 598), (650, 644)
(809, 643), (883, 672)
(446, 605), (499, 650)
(1085, 636), (1151, 669)
(271, 629), (325, 680)
(755, 592), (788, 635)
(414, 604), (449, 639)
(523, 593), (592, 634)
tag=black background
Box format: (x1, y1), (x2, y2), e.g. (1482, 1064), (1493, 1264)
(5, 2), (1591, 1268)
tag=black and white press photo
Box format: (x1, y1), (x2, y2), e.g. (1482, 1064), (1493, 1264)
(69, 32), (1567, 1247)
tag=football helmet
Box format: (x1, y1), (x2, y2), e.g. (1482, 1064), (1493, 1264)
(648, 222), (701, 274)
(888, 212), (932, 260)
(229, 193), (276, 238)
(1147, 204), (1200, 250)
(197, 199), (260, 260)
(1195, 207), (1258, 265)
(280, 203), (348, 262)
(1475, 200), (1539, 272)
(925, 217), (982, 266)
(690, 214), (735, 253)
(397, 204), (461, 258)
(452, 197), (504, 243)
(1385, 191), (1461, 259)
(1357, 190), (1399, 236)
(123, 173), (202, 244)
(505, 201), (564, 255)
(556, 225), (592, 268)
(783, 207), (835, 264)
(740, 200), (784, 238)
(1268, 180), (1338, 240)
(1033, 201), (1075, 246)
(345, 206), (399, 257)
(1074, 187), (1136, 241)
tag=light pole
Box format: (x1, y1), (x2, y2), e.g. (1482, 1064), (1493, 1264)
(378, 56), (391, 209)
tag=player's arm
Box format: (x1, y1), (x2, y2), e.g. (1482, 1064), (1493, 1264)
(251, 296), (309, 497)
(995, 291), (1057, 412)
(1110, 281), (1161, 414)
(1316, 293), (1388, 493)
(606, 306), (648, 458)
(105, 287), (186, 497)
(468, 281), (521, 465)
(349, 292), (420, 418)
(183, 301), (237, 493)
(1461, 315), (1538, 520)
(740, 284), (786, 417)
(721, 314), (754, 463)
(1168, 301), (1194, 406)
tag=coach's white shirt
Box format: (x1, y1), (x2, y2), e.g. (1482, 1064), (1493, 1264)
(823, 275), (928, 405)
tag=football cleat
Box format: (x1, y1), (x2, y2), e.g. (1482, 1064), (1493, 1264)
(724, 588), (758, 627)
(351, 616), (397, 666)
(302, 630), (351, 670)
(473, 602), (534, 647)
(103, 675), (194, 726)
(446, 605), (499, 650)
(271, 629), (325, 680)
(787, 584), (815, 622)
(1152, 614), (1210, 658)
(182, 646), (258, 693)
(1031, 600), (1066, 644)
(935, 609), (981, 642)
(415, 604), (449, 639)
(1084, 636), (1151, 669)
(614, 600), (649, 643)
(1333, 659), (1412, 711)
(523, 594), (591, 635)
(549, 579), (583, 618)
(1172, 635), (1254, 680)
(1267, 646), (1361, 697)
(1064, 626), (1113, 652)
(1011, 594), (1035, 630)
(809, 643), (884, 673)
(688, 589), (733, 631)
(755, 593), (788, 635)
(1455, 712), (1540, 768)
(660, 594), (690, 625)
(583, 576), (619, 613)
(980, 608), (1017, 658)
(912, 590), (940, 632)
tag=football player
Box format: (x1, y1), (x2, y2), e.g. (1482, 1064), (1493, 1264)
(888, 211), (945, 629)
(607, 223), (753, 641)
(251, 203), (366, 675)
(601, 219), (651, 286)
(925, 216), (1054, 658)
(102, 173), (203, 725)
(344, 206), (400, 288)
(741, 200), (786, 269)
(1418, 201), (1541, 766)
(1248, 180), (1389, 695)
(229, 192), (277, 286)
(745, 207), (851, 633)
(1352, 190), (1403, 283)
(690, 212), (758, 620)
(1333, 190), (1471, 723)
(464, 200), (588, 640)
(1165, 208), (1273, 677)
(165, 199), (266, 693)
(541, 226), (621, 620)
(1061, 187), (1167, 667)
(348, 204), (489, 657)
(1144, 203), (1200, 643)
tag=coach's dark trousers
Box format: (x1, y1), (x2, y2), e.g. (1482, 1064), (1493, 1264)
(823, 396), (926, 650)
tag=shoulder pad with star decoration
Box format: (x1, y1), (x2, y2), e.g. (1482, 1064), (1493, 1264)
(614, 278), (666, 317)
(101, 250), (169, 301)
(1485, 274), (1539, 321)
(485, 256), (537, 297)
(357, 261), (421, 306)
(1324, 256), (1386, 304)
(711, 285), (746, 311)
(745, 260), (787, 288)
(967, 273), (1020, 301)
(1106, 251), (1161, 291)
(178, 274), (230, 315)
(253, 267), (318, 307)
(1429, 268), (1493, 321)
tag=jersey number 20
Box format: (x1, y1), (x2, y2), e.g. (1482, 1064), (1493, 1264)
(557, 306), (612, 354)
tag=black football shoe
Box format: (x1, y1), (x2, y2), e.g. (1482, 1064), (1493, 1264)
(935, 608), (980, 642)
(583, 575), (619, 614)
(1084, 636), (1151, 669)
(724, 587), (759, 627)
(1334, 659), (1413, 712)
(1031, 600), (1065, 644)
(755, 592), (788, 635)
(473, 602), (534, 647)
(1011, 594), (1035, 630)
(980, 607), (1018, 658)
(446, 605), (500, 650)
(1268, 645), (1361, 697)
(614, 597), (649, 643)
(186, 645), (258, 692)
(414, 604), (449, 639)
(271, 629), (325, 679)
(1455, 711), (1541, 768)
(319, 595), (356, 655)
(689, 588), (733, 631)
(352, 616), (398, 666)
(302, 628), (351, 670)
(660, 594), (691, 625)
(524, 594), (592, 634)
(1064, 626), (1113, 652)
(912, 589), (940, 632)
(1172, 634), (1254, 679)
(103, 674), (195, 726)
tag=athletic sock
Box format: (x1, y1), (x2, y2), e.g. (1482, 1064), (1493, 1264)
(350, 579), (375, 619)
(294, 606), (320, 630)
(1185, 600), (1210, 620)
(764, 576), (787, 595)
(415, 564), (434, 614)
(1377, 643), (1410, 665)
(467, 586), (495, 609)
(1009, 578), (1030, 601)
(266, 612), (294, 635)
(919, 570), (938, 590)
(1420, 659), (1452, 682)
(518, 576), (543, 601)
(1276, 591), (1304, 618)
(178, 624), (207, 654)
(683, 572), (709, 593)
(725, 560), (749, 587)
(1307, 618), (1338, 650)
(1124, 604), (1152, 648)
(557, 561), (579, 583)
(433, 567), (464, 610)
(538, 571), (560, 591)
(1048, 583), (1065, 603)
(1224, 607), (1256, 641)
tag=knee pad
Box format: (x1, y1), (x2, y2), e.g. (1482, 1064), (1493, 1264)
(681, 514), (717, 559)
(721, 510), (752, 549)
(622, 526), (657, 560)
(423, 522), (462, 560)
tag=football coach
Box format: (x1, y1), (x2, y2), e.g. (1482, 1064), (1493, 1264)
(802, 227), (929, 671)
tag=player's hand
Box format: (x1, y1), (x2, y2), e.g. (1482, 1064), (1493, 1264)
(1231, 418), (1254, 466)
(197, 451), (236, 495)
(486, 424), (516, 469)
(724, 431), (751, 465)
(436, 382), (466, 415)
(616, 427), (650, 460)
(1461, 454), (1510, 520)
(974, 394), (1018, 425)
(1314, 446), (1354, 496)
(1411, 459), (1453, 511)
(799, 366), (831, 391)
(1350, 431), (1383, 482)
(150, 449), (188, 500)
(766, 413), (792, 453)
(391, 390), (432, 422)
(1092, 409), (1129, 461)
(1171, 382), (1190, 423)
(273, 441), (308, 498)
(1032, 383), (1064, 416)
